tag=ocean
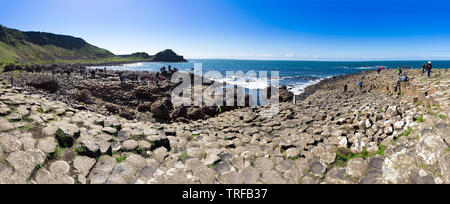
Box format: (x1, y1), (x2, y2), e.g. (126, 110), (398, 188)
(90, 60), (450, 95)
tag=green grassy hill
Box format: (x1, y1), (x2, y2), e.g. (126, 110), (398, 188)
(0, 25), (119, 64)
(0, 25), (187, 65)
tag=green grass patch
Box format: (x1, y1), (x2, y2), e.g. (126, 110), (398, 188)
(37, 107), (45, 114)
(415, 101), (422, 106)
(19, 124), (30, 131)
(417, 115), (424, 123)
(47, 146), (63, 160)
(35, 163), (44, 170)
(446, 147), (450, 153)
(178, 152), (188, 160)
(115, 155), (127, 163)
(393, 127), (413, 145)
(334, 146), (386, 166)
(438, 114), (447, 120)
(74, 145), (86, 155)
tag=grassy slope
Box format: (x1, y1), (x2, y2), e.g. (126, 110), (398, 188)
(0, 25), (151, 65)
(0, 42), (154, 65)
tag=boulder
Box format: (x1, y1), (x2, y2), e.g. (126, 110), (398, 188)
(29, 78), (59, 93)
(151, 98), (172, 120)
(416, 135), (447, 166)
(56, 124), (80, 147)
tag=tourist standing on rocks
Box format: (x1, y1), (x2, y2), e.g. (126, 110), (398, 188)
(119, 72), (124, 84)
(397, 66), (402, 76)
(140, 75), (146, 84)
(216, 105), (222, 115)
(344, 83), (348, 92)
(422, 63), (427, 76)
(90, 70), (96, 79)
(66, 69), (72, 79)
(427, 61), (432, 78)
(358, 81), (363, 90)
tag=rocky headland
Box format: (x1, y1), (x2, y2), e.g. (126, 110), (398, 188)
(0, 66), (449, 184)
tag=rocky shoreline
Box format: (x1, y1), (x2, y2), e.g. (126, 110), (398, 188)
(0, 64), (295, 123)
(0, 66), (449, 184)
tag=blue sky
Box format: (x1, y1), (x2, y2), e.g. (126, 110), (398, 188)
(1, 0), (450, 60)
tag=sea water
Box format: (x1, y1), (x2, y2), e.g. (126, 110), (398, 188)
(90, 59), (450, 95)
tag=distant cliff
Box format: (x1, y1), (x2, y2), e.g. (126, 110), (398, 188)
(151, 49), (187, 62)
(119, 50), (187, 62)
(0, 25), (187, 64)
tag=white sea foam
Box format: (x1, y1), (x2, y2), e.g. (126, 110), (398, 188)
(288, 78), (323, 95)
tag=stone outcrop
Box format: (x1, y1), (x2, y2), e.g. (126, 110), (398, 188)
(0, 68), (448, 184)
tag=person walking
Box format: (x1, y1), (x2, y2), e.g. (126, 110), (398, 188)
(427, 61), (432, 78)
(422, 64), (426, 76)
(216, 105), (222, 115)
